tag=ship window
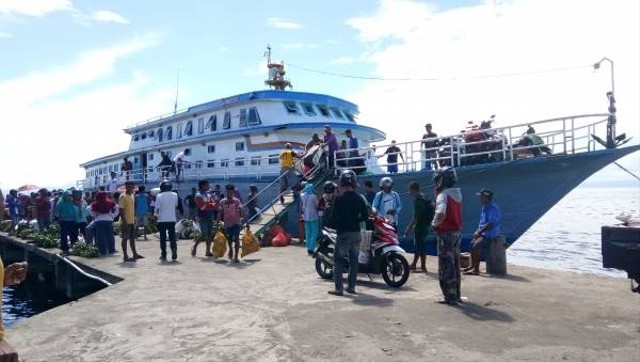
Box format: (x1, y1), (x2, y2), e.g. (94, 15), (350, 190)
(207, 160), (216, 168)
(148, 154), (154, 161)
(248, 107), (262, 125)
(198, 117), (204, 134)
(177, 124), (183, 139)
(221, 159), (229, 167)
(195, 161), (203, 169)
(141, 133), (147, 140)
(207, 115), (217, 132)
(268, 154), (279, 164)
(165, 126), (172, 140)
(239, 109), (248, 127)
(148, 130), (155, 138)
(207, 145), (216, 153)
(331, 109), (344, 119)
(283, 101), (299, 114)
(344, 112), (355, 122)
(235, 158), (245, 167)
(223, 111), (231, 129)
(317, 105), (331, 117)
(184, 121), (193, 136)
(158, 128), (163, 142)
(235, 142), (245, 151)
(301, 103), (317, 116)
(133, 135), (140, 141)
(133, 157), (138, 164)
(114, 164), (120, 171)
(251, 156), (262, 166)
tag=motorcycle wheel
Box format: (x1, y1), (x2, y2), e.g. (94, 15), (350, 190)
(382, 253), (410, 288)
(315, 245), (334, 280)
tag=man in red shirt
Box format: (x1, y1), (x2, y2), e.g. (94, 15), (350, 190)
(431, 167), (463, 305)
(35, 188), (52, 232)
(218, 184), (244, 263)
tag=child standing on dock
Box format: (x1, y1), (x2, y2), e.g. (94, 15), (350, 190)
(219, 184), (244, 263)
(119, 182), (144, 262)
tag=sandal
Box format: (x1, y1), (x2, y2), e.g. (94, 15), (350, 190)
(463, 270), (479, 276)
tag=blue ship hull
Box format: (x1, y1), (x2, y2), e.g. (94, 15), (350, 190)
(144, 145), (639, 255)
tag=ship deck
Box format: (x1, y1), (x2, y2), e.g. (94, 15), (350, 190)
(5, 233), (639, 361)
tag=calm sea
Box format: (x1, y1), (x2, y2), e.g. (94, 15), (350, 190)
(509, 180), (639, 278)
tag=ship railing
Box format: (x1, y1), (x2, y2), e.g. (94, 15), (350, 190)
(333, 113), (610, 174)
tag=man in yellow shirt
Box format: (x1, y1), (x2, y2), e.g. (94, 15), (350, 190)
(279, 143), (300, 204)
(119, 181), (144, 262)
(0, 258), (27, 361)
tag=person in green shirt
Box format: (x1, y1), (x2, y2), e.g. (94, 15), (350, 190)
(404, 182), (435, 273)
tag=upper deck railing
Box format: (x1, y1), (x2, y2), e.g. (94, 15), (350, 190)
(333, 113), (611, 174)
(78, 113), (611, 189)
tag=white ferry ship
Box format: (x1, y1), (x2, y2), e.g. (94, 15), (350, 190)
(79, 53), (385, 189)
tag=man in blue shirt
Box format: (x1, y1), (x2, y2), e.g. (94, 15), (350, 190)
(464, 189), (501, 275)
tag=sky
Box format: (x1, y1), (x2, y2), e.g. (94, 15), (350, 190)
(0, 0), (638, 189)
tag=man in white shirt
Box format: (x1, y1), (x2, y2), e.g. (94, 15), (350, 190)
(107, 172), (118, 195)
(154, 180), (179, 261)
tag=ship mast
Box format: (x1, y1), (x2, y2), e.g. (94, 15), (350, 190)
(264, 45), (292, 91)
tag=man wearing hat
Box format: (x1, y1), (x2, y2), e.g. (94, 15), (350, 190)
(464, 189), (502, 275)
(421, 123), (438, 170)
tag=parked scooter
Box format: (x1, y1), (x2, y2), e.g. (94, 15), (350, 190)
(315, 215), (410, 288)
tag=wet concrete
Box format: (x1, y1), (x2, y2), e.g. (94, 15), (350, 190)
(4, 235), (640, 361)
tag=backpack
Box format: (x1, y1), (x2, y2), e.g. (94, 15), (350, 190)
(322, 198), (336, 229)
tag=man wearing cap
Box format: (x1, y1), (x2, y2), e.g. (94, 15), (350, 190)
(422, 123), (438, 170)
(464, 189), (501, 275)
(323, 125), (339, 169)
(279, 143), (300, 204)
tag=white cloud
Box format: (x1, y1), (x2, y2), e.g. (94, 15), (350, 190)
(325, 39), (341, 45)
(0, 31), (12, 37)
(0, 33), (161, 107)
(91, 10), (129, 24)
(281, 42), (319, 51)
(346, 0), (640, 144)
(218, 46), (229, 53)
(0, 34), (169, 189)
(266, 17), (302, 30)
(0, 0), (73, 17)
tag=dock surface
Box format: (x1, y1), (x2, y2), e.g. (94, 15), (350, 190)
(6, 236), (640, 361)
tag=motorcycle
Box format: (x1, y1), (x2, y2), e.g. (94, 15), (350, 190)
(461, 115), (507, 165)
(314, 215), (410, 288)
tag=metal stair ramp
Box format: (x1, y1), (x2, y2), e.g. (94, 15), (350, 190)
(242, 159), (331, 241)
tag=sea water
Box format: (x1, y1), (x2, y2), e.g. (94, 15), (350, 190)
(509, 162), (639, 277)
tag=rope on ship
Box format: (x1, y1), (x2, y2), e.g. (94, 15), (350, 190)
(613, 161), (640, 182)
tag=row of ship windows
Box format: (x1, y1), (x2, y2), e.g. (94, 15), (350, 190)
(282, 101), (355, 122)
(86, 155), (280, 177)
(132, 107), (262, 143)
(86, 142), (258, 177)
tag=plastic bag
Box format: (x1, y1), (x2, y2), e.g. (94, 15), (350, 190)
(359, 230), (372, 251)
(358, 250), (370, 264)
(241, 227), (260, 257)
(211, 230), (228, 258)
(271, 232), (290, 247)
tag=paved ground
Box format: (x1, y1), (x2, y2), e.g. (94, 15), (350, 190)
(7, 236), (640, 362)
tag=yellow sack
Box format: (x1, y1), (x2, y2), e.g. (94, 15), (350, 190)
(211, 230), (228, 258)
(241, 227), (260, 258)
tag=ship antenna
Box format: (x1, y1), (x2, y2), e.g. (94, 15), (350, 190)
(264, 45), (292, 91)
(173, 69), (180, 115)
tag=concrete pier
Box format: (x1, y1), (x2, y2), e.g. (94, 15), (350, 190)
(3, 234), (639, 361)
